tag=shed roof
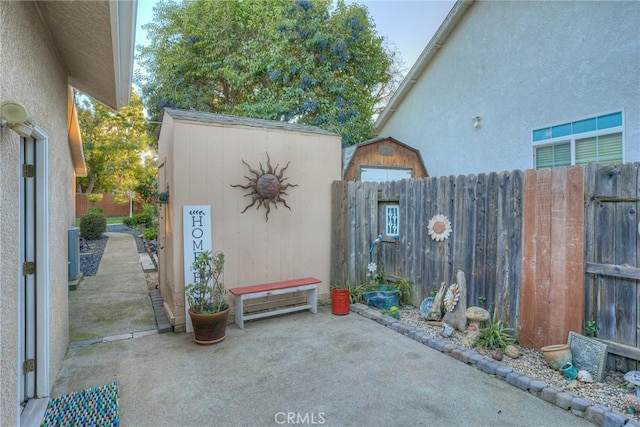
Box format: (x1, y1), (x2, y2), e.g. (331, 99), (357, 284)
(165, 109), (339, 137)
(342, 136), (425, 175)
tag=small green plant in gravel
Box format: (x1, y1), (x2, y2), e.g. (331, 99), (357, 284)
(586, 320), (597, 337)
(478, 295), (487, 308)
(474, 319), (514, 351)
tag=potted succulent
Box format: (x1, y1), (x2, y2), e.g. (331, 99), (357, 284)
(185, 251), (229, 344)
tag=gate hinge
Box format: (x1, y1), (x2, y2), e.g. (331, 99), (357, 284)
(23, 262), (35, 275)
(23, 164), (35, 178)
(23, 359), (35, 373)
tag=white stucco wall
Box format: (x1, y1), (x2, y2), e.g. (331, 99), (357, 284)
(1, 2), (74, 424)
(378, 0), (640, 177)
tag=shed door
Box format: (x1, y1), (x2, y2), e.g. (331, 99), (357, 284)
(360, 167), (412, 182)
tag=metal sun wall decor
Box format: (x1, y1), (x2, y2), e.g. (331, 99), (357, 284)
(230, 153), (298, 222)
(427, 214), (452, 241)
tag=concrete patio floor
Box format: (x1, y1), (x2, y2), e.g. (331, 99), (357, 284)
(52, 232), (590, 426)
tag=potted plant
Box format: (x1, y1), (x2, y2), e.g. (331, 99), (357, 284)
(185, 250), (229, 344)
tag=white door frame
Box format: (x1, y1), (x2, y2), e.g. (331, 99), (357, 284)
(17, 125), (50, 409)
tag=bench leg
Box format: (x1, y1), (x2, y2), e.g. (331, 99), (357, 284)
(235, 295), (245, 329)
(309, 286), (318, 314)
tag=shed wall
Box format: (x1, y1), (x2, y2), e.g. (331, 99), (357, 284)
(344, 139), (428, 181)
(158, 114), (341, 329)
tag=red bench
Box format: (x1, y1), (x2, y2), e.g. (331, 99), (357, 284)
(228, 277), (320, 329)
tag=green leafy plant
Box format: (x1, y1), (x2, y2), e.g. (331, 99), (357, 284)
(122, 216), (137, 228)
(87, 193), (104, 204)
(431, 289), (438, 298)
(478, 295), (487, 308)
(586, 320), (597, 337)
(382, 306), (399, 319)
(143, 227), (157, 241)
(341, 282), (375, 304)
(393, 276), (413, 305)
(185, 251), (228, 315)
(474, 319), (514, 351)
(79, 210), (107, 240)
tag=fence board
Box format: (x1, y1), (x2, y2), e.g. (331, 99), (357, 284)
(520, 169), (538, 347)
(585, 163), (640, 371)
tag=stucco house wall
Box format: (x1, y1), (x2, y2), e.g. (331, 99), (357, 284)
(0, 1), (135, 424)
(0, 3), (74, 423)
(376, 0), (640, 177)
(157, 110), (342, 330)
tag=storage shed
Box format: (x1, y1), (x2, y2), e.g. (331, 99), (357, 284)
(342, 136), (428, 181)
(156, 109), (342, 331)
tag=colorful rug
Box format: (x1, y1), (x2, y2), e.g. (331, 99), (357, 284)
(41, 380), (120, 426)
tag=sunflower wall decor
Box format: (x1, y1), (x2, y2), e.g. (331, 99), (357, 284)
(427, 214), (452, 241)
(230, 153), (298, 222)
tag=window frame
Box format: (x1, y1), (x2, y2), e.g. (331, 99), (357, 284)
(532, 111), (624, 169)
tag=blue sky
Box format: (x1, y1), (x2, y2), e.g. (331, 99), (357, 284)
(135, 0), (455, 76)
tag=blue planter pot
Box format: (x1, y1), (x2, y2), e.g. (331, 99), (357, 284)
(364, 291), (399, 310)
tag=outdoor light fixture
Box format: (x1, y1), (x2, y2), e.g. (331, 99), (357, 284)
(1, 101), (34, 137)
(472, 116), (481, 129)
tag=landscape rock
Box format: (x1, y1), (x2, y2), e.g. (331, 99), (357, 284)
(505, 345), (520, 359)
(578, 370), (594, 383)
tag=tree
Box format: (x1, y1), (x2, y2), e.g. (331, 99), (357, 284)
(76, 89), (156, 201)
(136, 0), (399, 145)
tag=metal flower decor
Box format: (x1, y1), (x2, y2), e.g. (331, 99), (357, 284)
(230, 153), (298, 222)
(427, 214), (452, 241)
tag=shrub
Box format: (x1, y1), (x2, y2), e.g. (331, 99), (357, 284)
(80, 211), (107, 240)
(85, 206), (104, 215)
(87, 193), (103, 204)
(143, 226), (157, 241)
(122, 216), (137, 228)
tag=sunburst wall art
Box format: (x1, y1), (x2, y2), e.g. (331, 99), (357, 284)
(230, 153), (298, 222)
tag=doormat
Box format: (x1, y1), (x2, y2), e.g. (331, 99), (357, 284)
(41, 380), (119, 426)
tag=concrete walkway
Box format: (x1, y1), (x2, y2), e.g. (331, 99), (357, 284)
(69, 232), (157, 343)
(53, 232), (591, 426)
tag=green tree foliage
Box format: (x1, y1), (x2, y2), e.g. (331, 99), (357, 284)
(136, 0), (398, 145)
(76, 90), (157, 200)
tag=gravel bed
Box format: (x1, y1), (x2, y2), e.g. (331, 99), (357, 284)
(79, 225), (146, 277)
(399, 306), (638, 420)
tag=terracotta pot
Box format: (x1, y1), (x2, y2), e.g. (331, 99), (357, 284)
(541, 344), (572, 370)
(189, 307), (230, 345)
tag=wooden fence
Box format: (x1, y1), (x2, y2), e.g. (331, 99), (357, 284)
(332, 172), (525, 338)
(584, 163), (640, 371)
(331, 165), (611, 354)
(76, 193), (143, 218)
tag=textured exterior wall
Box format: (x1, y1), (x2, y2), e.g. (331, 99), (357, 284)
(1, 2), (74, 423)
(157, 112), (342, 329)
(378, 1), (640, 177)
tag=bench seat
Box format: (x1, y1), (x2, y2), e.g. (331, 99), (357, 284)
(228, 277), (320, 329)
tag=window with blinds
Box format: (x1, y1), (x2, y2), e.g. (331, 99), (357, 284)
(575, 133), (622, 165)
(533, 112), (623, 169)
(535, 143), (571, 168)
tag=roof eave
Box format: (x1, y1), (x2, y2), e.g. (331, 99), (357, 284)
(110, 0), (137, 110)
(374, 0), (475, 131)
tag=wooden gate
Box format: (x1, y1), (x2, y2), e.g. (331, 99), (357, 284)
(585, 163), (640, 371)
